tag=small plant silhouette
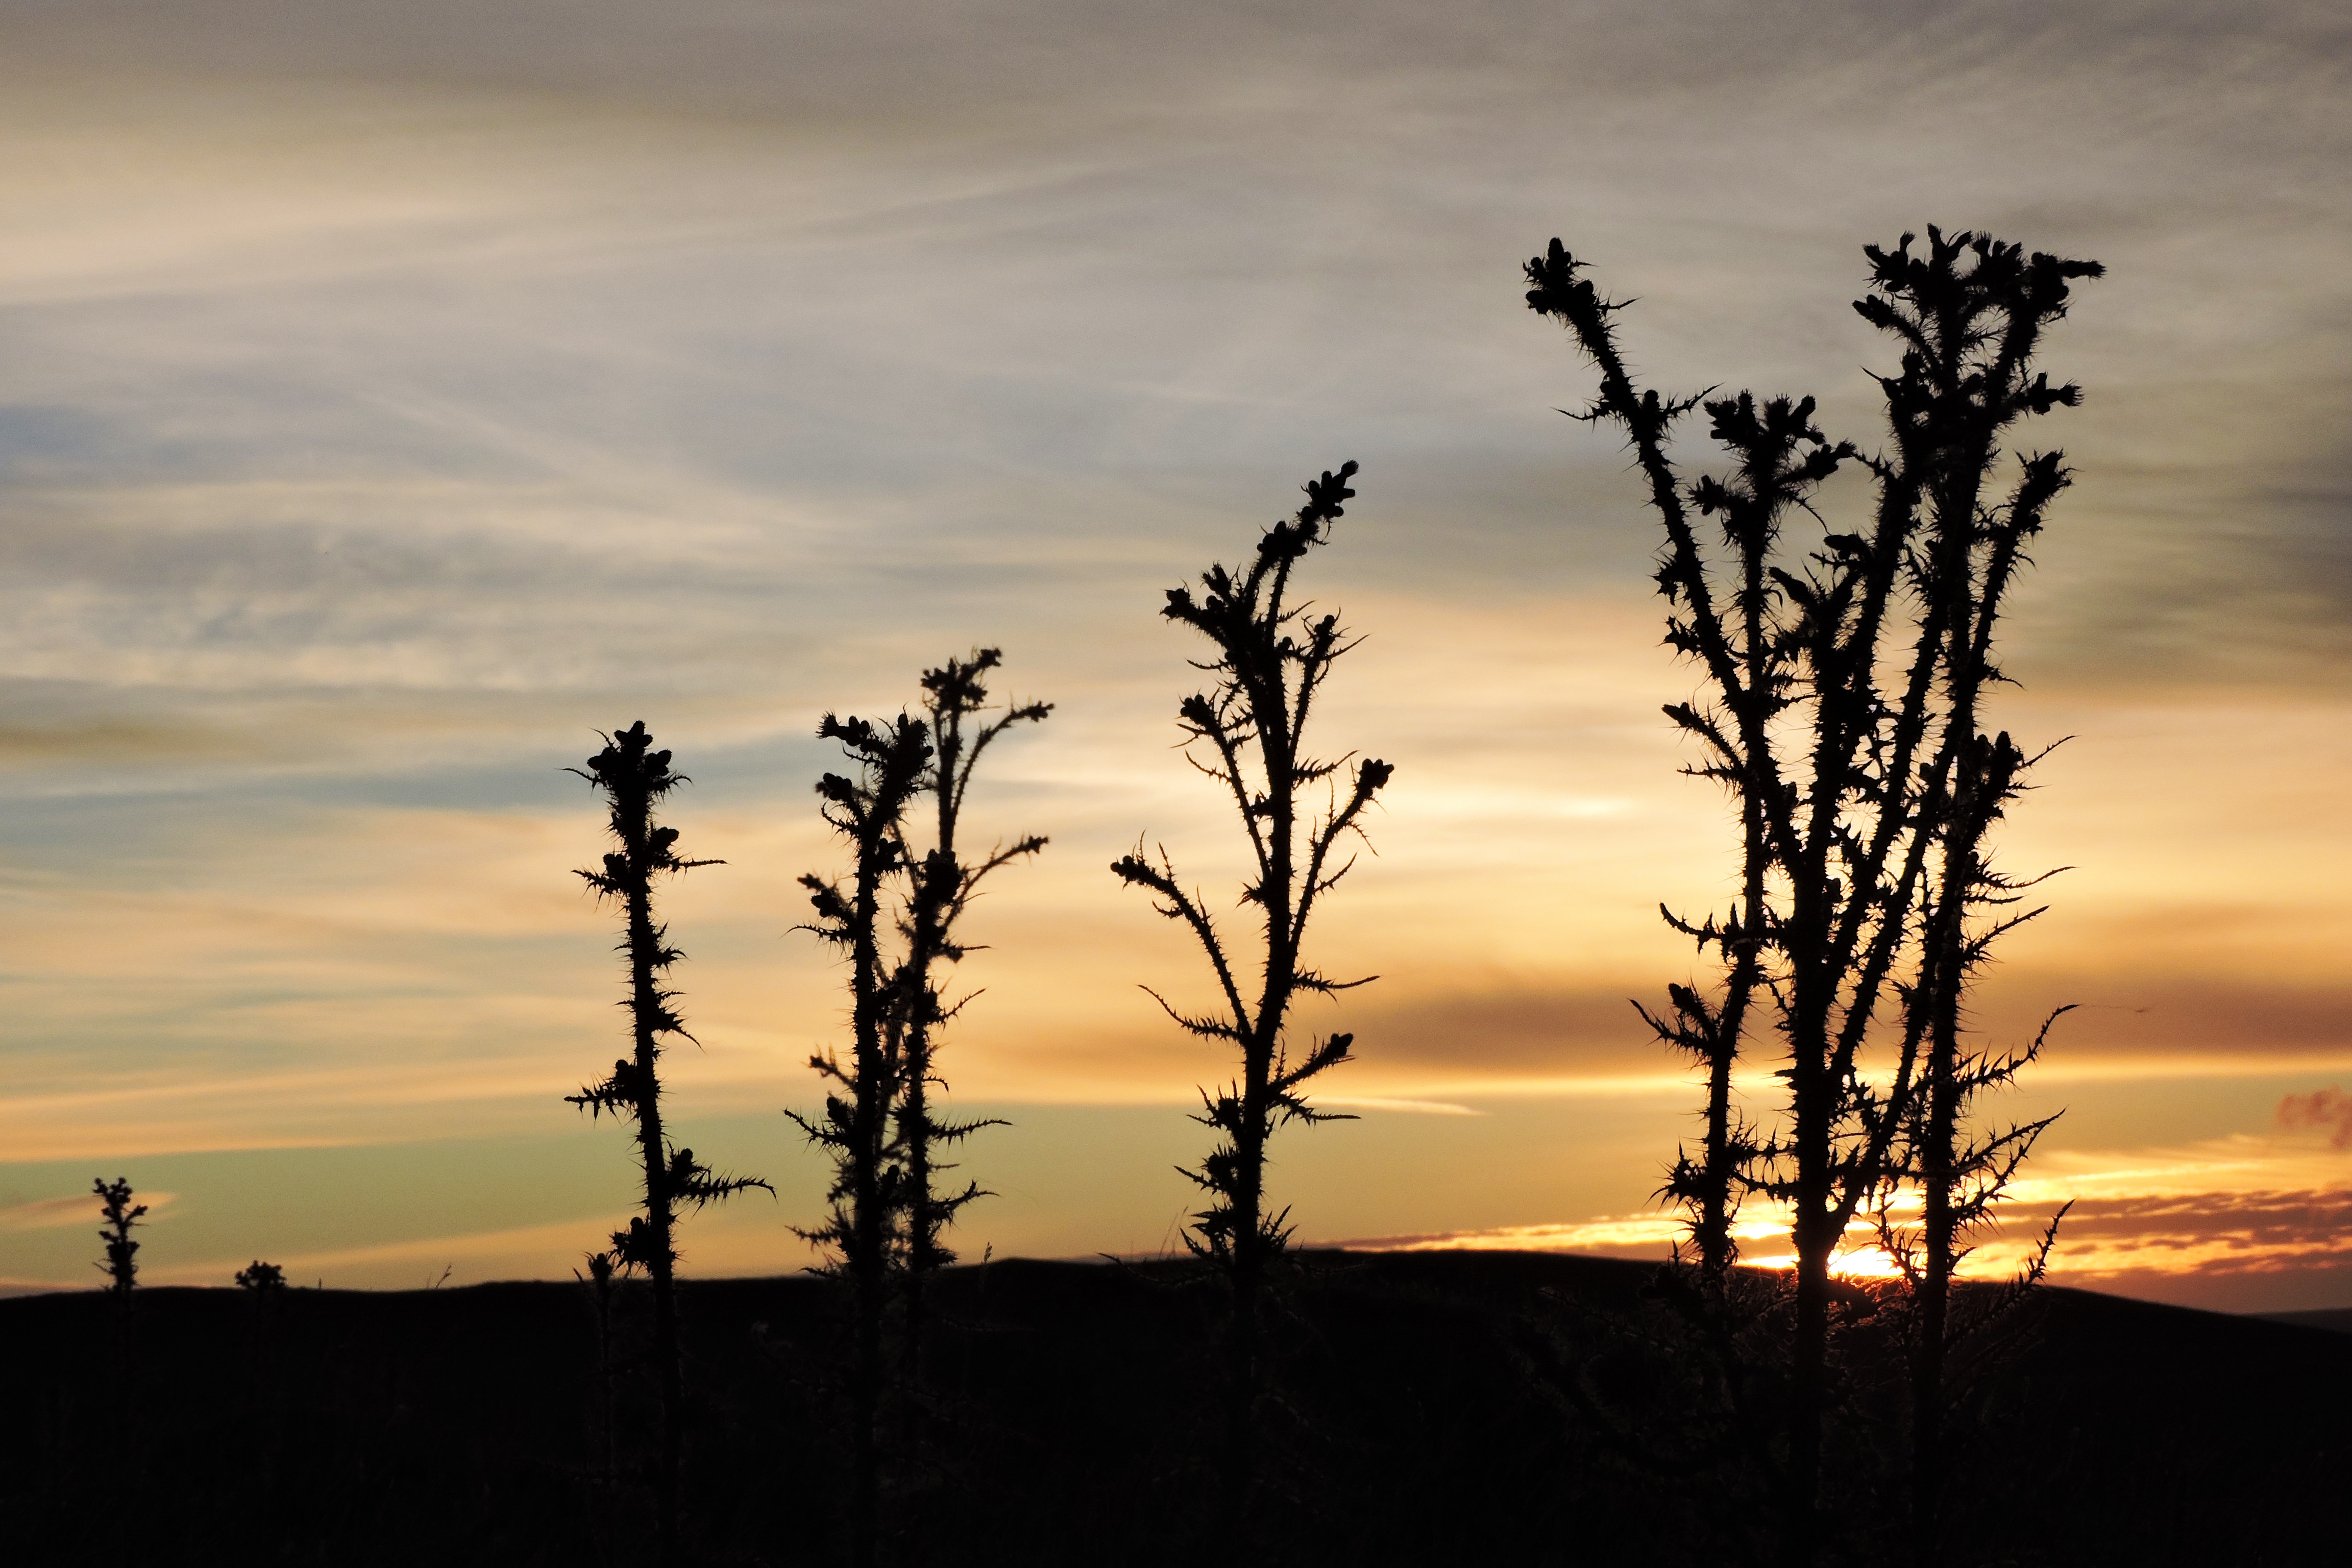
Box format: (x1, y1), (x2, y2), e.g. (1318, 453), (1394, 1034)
(564, 720), (767, 1561)
(1113, 459), (1390, 1535)
(234, 1260), (285, 1292)
(575, 1247), (629, 1502)
(93, 1177), (146, 1297)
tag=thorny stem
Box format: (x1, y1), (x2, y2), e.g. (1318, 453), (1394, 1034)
(567, 721), (764, 1564)
(1527, 229), (2096, 1564)
(1114, 461), (1389, 1538)
(892, 652), (1047, 1398)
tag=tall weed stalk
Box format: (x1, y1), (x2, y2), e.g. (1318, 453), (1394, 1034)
(1113, 461), (1391, 1537)
(887, 650), (1048, 1381)
(1525, 228), (2096, 1564)
(793, 656), (1050, 1565)
(790, 710), (932, 1568)
(567, 720), (768, 1560)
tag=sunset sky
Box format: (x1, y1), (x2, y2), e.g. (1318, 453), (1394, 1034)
(1, 1), (2347, 1313)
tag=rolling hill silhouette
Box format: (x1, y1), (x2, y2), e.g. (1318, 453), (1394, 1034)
(3, 1251), (2339, 1565)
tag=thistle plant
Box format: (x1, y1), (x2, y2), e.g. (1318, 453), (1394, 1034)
(789, 710), (932, 1568)
(576, 1247), (626, 1493)
(1856, 227), (2099, 1562)
(1525, 227), (2096, 1564)
(886, 650), (1048, 1380)
(93, 1177), (145, 1297)
(788, 656), (1049, 1562)
(565, 720), (767, 1561)
(1112, 460), (1391, 1533)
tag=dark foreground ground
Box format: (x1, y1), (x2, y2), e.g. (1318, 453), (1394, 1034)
(3, 1250), (2344, 1567)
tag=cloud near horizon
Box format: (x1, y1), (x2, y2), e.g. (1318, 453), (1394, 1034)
(1333, 1121), (2352, 1311)
(0, 1188), (175, 1233)
(2276, 1086), (2352, 1150)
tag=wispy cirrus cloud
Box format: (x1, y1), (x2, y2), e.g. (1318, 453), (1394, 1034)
(0, 1188), (175, 1232)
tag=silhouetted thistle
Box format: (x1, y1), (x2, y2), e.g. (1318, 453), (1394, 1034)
(1851, 226), (2099, 1566)
(788, 709), (932, 1568)
(788, 657), (1048, 1560)
(565, 720), (767, 1562)
(93, 1177), (145, 1298)
(1112, 460), (1390, 1536)
(1525, 228), (2097, 1564)
(886, 650), (1048, 1384)
(575, 1246), (628, 1497)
